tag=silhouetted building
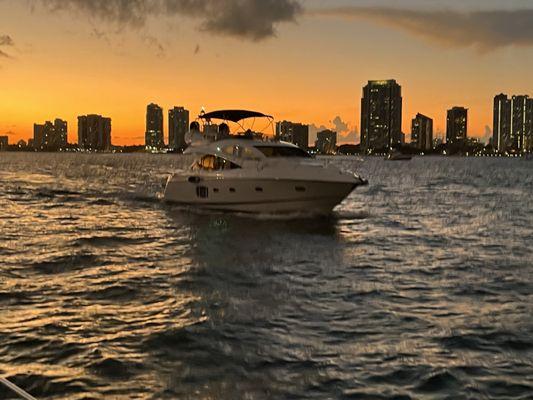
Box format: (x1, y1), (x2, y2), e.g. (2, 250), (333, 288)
(33, 119), (67, 151)
(446, 107), (468, 145)
(361, 79), (402, 151)
(493, 94), (512, 152)
(510, 95), (531, 152)
(411, 113), (433, 151)
(0, 136), (7, 150)
(145, 103), (164, 149)
(54, 119), (68, 148)
(78, 114), (112, 151)
(315, 129), (337, 154)
(492, 94), (533, 152)
(276, 121), (309, 149)
(168, 106), (189, 151)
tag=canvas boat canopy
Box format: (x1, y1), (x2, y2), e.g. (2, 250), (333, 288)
(200, 110), (273, 123)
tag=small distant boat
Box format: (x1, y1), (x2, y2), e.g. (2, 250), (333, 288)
(385, 150), (412, 161)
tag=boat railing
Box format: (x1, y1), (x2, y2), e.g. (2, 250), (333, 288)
(0, 376), (38, 400)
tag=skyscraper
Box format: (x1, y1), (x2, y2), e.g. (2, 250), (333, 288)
(33, 118), (67, 150)
(492, 94), (533, 152)
(53, 119), (68, 148)
(276, 121), (309, 149)
(146, 103), (164, 149)
(411, 113), (433, 151)
(78, 114), (112, 151)
(493, 94), (511, 152)
(446, 107), (468, 145)
(315, 129), (337, 154)
(510, 95), (529, 151)
(168, 106), (190, 151)
(361, 79), (402, 151)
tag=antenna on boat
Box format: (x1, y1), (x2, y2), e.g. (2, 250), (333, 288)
(0, 377), (38, 400)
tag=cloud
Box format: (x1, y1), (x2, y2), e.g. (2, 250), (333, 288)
(38, 0), (302, 41)
(332, 116), (357, 143)
(0, 35), (14, 59)
(483, 125), (492, 143)
(0, 35), (14, 46)
(309, 7), (533, 52)
(310, 116), (358, 144)
(143, 35), (165, 57)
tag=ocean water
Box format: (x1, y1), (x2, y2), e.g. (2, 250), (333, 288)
(0, 152), (532, 400)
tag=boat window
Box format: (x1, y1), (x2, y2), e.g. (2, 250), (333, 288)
(197, 155), (241, 170)
(222, 145), (258, 159)
(254, 146), (311, 158)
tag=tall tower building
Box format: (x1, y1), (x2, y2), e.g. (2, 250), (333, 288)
(446, 107), (468, 145)
(315, 129), (337, 154)
(145, 103), (164, 149)
(276, 121), (309, 149)
(411, 113), (433, 151)
(493, 94), (511, 152)
(493, 94), (533, 152)
(33, 119), (67, 150)
(78, 114), (112, 151)
(360, 79), (402, 151)
(168, 106), (190, 151)
(53, 118), (68, 148)
(510, 95), (529, 151)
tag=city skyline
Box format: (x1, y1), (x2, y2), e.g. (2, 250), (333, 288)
(1, 1), (533, 145)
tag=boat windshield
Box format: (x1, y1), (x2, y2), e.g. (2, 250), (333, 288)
(254, 146), (311, 158)
(195, 154), (241, 170)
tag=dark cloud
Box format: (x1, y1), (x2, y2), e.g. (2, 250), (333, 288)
(310, 7), (533, 51)
(39, 0), (302, 41)
(0, 49), (10, 58)
(194, 44), (200, 55)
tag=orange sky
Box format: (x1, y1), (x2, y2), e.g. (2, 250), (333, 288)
(1, 1), (532, 145)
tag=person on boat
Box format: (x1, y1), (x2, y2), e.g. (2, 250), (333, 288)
(185, 121), (205, 146)
(218, 123), (230, 139)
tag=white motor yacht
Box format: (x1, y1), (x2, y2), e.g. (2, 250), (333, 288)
(163, 110), (368, 214)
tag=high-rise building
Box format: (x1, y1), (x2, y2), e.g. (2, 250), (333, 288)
(0, 136), (8, 150)
(276, 121), (309, 149)
(33, 118), (67, 150)
(361, 79), (402, 151)
(411, 113), (433, 151)
(315, 129), (337, 154)
(492, 94), (533, 152)
(54, 119), (68, 148)
(493, 94), (512, 152)
(446, 107), (468, 145)
(78, 114), (112, 151)
(146, 103), (164, 149)
(511, 95), (529, 151)
(168, 106), (190, 151)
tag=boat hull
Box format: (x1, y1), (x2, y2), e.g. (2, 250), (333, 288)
(163, 176), (360, 214)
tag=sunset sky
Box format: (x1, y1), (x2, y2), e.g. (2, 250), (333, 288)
(1, 0), (533, 145)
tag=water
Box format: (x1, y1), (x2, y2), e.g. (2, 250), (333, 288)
(0, 153), (532, 400)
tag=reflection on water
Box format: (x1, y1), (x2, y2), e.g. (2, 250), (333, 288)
(0, 153), (532, 399)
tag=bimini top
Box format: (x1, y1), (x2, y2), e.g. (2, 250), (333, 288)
(200, 109), (273, 123)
